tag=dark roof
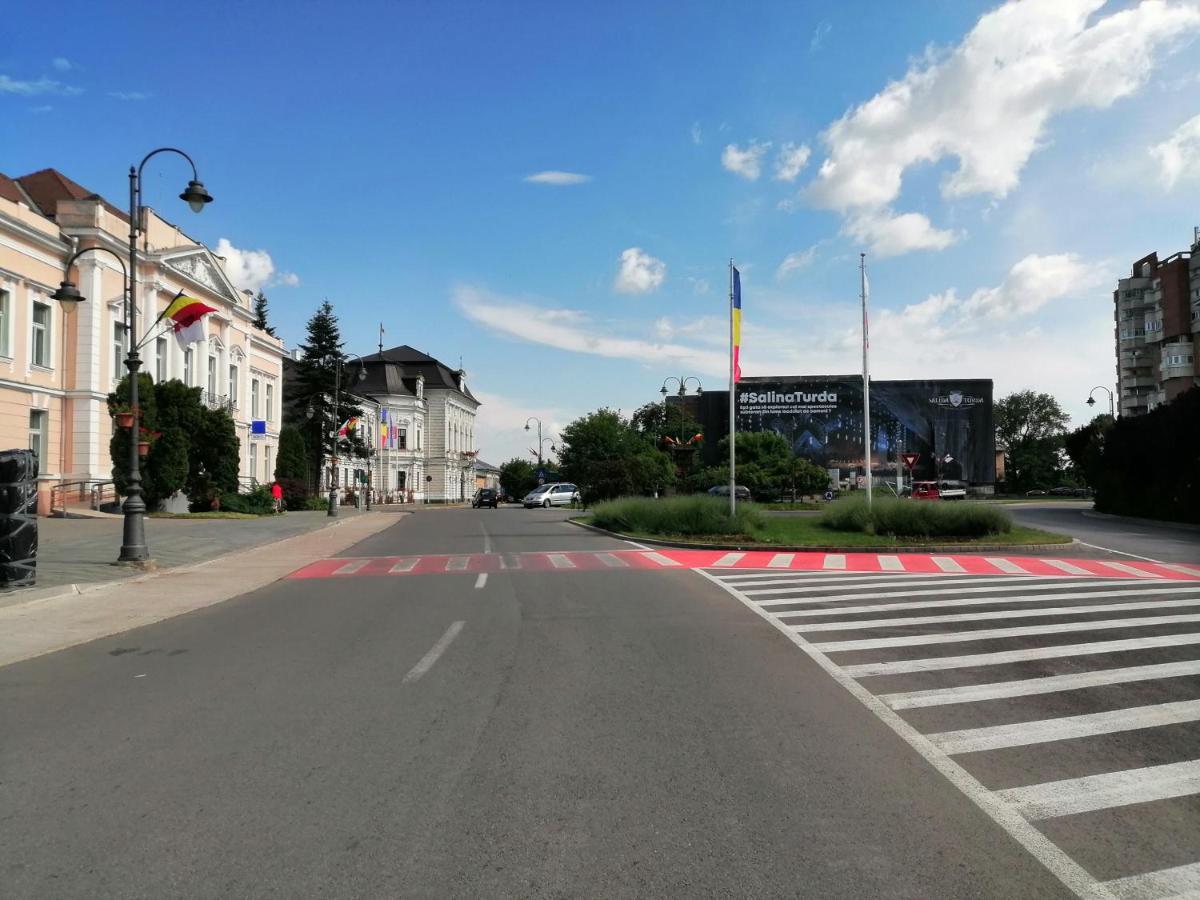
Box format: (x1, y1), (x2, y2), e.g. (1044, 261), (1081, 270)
(474, 459), (501, 473)
(360, 345), (437, 365)
(357, 362), (415, 398)
(360, 345), (478, 403)
(0, 172), (25, 205)
(14, 168), (129, 223)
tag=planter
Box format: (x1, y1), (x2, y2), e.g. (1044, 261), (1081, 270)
(116, 412), (135, 429)
(138, 441), (151, 456)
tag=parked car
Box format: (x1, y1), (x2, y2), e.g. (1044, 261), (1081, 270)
(472, 488), (499, 508)
(911, 480), (967, 501)
(1025, 489), (1048, 496)
(707, 484), (752, 501)
(522, 482), (580, 508)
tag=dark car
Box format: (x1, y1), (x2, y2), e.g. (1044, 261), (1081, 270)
(708, 484), (752, 501)
(472, 488), (499, 509)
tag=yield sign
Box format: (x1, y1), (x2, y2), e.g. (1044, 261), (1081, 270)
(901, 452), (919, 470)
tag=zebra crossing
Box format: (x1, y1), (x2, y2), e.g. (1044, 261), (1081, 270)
(700, 565), (1200, 899)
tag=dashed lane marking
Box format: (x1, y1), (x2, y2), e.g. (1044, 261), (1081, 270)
(932, 556), (966, 573)
(712, 552), (746, 567)
(548, 553), (576, 569)
(767, 553), (795, 568)
(334, 559), (368, 576)
(984, 557), (1029, 574)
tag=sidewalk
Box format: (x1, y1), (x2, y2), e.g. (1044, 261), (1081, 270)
(0, 510), (398, 668)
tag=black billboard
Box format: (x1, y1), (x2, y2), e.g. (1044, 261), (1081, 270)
(692, 375), (995, 484)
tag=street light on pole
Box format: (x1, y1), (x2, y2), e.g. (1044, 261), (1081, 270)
(524, 417), (545, 468)
(52, 148), (211, 565)
(1086, 385), (1115, 418)
(659, 376), (703, 442)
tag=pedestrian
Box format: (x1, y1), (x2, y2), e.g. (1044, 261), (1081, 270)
(270, 480), (284, 513)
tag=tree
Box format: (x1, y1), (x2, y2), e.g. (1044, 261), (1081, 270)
(995, 391), (1070, 492)
(252, 291), (277, 337)
(498, 458), (538, 500)
(187, 406), (241, 509)
(275, 426), (308, 480)
(631, 401), (702, 447)
(784, 456), (831, 501)
(108, 373), (188, 509)
(558, 408), (673, 504)
(1063, 414), (1114, 489)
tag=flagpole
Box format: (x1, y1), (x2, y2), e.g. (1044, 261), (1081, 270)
(729, 258), (736, 517)
(861, 252), (872, 509)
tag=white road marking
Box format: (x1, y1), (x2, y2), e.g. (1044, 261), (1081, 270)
(996, 759), (1200, 821)
(596, 553), (629, 568)
(644, 551), (682, 567)
(788, 598), (1200, 632)
(767, 553), (795, 568)
(928, 699), (1200, 755)
(474, 574), (487, 589)
(1100, 859), (1200, 900)
(880, 660), (1200, 710)
(334, 559), (368, 575)
(823, 554), (847, 570)
(719, 570), (981, 585)
(402, 621), (466, 684)
(1076, 540), (1162, 563)
(1099, 561), (1159, 578)
(769, 585), (1200, 618)
(693, 568), (1103, 898)
(878, 555), (905, 571)
(1161, 563), (1200, 578)
(932, 556), (966, 573)
(753, 579), (1175, 603)
(985, 557), (1029, 574)
(713, 552), (746, 567)
(446, 557), (470, 572)
(814, 612), (1200, 653)
(1041, 559), (1094, 576)
(548, 553), (576, 569)
(844, 632), (1200, 677)
(480, 521), (493, 555)
(623, 539), (653, 551)
(389, 559), (419, 574)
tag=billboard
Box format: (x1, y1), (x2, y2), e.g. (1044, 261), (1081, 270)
(722, 376), (994, 484)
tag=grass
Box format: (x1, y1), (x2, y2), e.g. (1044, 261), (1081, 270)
(763, 501), (823, 511)
(821, 495), (1013, 538)
(148, 511), (264, 520)
(590, 495), (765, 537)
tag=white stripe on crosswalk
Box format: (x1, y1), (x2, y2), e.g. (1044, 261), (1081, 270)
(334, 559), (368, 575)
(389, 559), (419, 574)
(879, 660), (1200, 710)
(933, 556), (966, 573)
(596, 553), (628, 568)
(547, 554), (575, 569)
(755, 580), (1190, 604)
(823, 554), (847, 570)
(767, 553), (795, 568)
(1161, 563), (1200, 578)
(643, 551), (681, 567)
(813, 612), (1200, 653)
(985, 557), (1029, 574)
(1041, 559), (1094, 576)
(788, 597), (1200, 632)
(995, 759), (1200, 821)
(768, 585), (1200, 617)
(719, 570), (982, 585)
(878, 555), (905, 571)
(712, 552), (745, 567)
(1101, 859), (1200, 900)
(1099, 561), (1159, 578)
(843, 632), (1200, 677)
(928, 699), (1200, 755)
(446, 557), (470, 571)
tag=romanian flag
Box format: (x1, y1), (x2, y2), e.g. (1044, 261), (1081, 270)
(164, 293), (217, 349)
(731, 265), (742, 383)
(380, 409), (389, 449)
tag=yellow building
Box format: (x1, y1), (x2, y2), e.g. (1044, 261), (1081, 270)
(0, 168), (285, 514)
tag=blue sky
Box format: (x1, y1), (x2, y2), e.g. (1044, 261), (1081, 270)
(5, 0), (1199, 464)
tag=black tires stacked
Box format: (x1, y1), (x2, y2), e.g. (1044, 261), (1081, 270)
(0, 449), (38, 589)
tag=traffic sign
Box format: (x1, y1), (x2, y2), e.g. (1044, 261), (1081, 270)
(901, 452), (919, 470)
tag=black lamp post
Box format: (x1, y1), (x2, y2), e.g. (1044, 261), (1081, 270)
(1086, 386), (1115, 418)
(524, 417), (547, 468)
(49, 147), (214, 567)
(659, 376), (703, 442)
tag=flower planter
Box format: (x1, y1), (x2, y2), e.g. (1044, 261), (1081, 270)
(116, 412), (135, 429)
(138, 441), (151, 456)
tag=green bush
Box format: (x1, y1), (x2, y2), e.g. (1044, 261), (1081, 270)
(820, 495), (1012, 537)
(590, 494), (765, 537)
(302, 495), (330, 511)
(218, 486), (277, 515)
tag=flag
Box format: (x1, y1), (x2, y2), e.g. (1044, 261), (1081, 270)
(337, 417), (358, 438)
(164, 293), (217, 349)
(731, 266), (743, 383)
(380, 408), (389, 449)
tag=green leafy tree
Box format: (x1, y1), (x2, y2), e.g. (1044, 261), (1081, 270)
(631, 401), (702, 447)
(108, 373), (188, 509)
(499, 457), (538, 499)
(275, 425), (309, 479)
(187, 406), (241, 509)
(558, 408), (673, 504)
(784, 456), (831, 501)
(1063, 414), (1114, 489)
(252, 291), (277, 337)
(995, 390), (1070, 492)
(705, 432), (793, 501)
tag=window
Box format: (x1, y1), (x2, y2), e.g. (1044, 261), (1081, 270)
(397, 471), (406, 490)
(249, 444), (257, 481)
(266, 383), (274, 421)
(417, 429), (422, 450)
(265, 445), (272, 481)
(0, 288), (10, 356)
(184, 348), (194, 385)
(28, 410), (47, 464)
(113, 321), (127, 384)
(229, 365), (239, 407)
(156, 337), (168, 383)
(207, 355), (217, 396)
(251, 379), (260, 419)
(398, 427), (407, 450)
(31, 301), (51, 368)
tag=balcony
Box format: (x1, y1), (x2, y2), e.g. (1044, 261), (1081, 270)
(201, 390), (236, 413)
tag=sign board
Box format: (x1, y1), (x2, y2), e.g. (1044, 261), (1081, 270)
(251, 420), (267, 434)
(855, 475), (867, 488)
(902, 452), (919, 470)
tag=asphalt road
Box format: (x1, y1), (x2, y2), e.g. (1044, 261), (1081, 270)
(0, 507), (1130, 899)
(1008, 502), (1200, 564)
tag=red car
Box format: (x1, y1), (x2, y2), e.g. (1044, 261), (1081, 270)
(910, 480), (967, 501)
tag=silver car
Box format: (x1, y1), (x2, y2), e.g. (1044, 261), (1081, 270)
(522, 482), (580, 508)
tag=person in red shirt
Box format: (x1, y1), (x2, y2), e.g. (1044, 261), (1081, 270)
(270, 481), (284, 513)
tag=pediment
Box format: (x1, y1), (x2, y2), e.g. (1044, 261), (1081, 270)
(162, 249), (240, 305)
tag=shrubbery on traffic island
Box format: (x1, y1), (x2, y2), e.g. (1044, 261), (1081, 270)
(589, 495), (765, 537)
(217, 485), (278, 515)
(821, 496), (1012, 538)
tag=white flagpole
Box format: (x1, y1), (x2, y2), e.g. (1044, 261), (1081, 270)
(729, 259), (736, 516)
(861, 252), (872, 508)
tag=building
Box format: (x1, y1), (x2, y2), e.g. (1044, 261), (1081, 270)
(1113, 227), (1199, 416)
(0, 168), (285, 514)
(474, 460), (501, 491)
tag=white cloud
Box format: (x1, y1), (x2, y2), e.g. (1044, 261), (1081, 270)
(0, 74), (82, 96)
(776, 244), (820, 279)
(774, 142), (811, 182)
(214, 238), (277, 293)
(523, 170), (591, 185)
(614, 247), (667, 294)
(687, 276), (711, 295)
(1150, 113), (1200, 188)
(721, 141), (771, 180)
(810, 20), (832, 53)
(691, 122), (703, 145)
(455, 285), (726, 376)
(802, 0), (1200, 255)
(471, 391), (569, 467)
(277, 271), (302, 287)
(109, 91), (152, 101)
(844, 209), (961, 257)
(51, 57), (73, 72)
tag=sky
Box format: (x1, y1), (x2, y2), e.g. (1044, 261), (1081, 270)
(4, 0), (1200, 466)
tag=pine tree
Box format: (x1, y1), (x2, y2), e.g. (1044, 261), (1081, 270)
(252, 291), (277, 336)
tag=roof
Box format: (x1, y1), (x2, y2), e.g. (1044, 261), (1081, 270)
(0, 172), (25, 205)
(474, 460), (501, 474)
(14, 168), (129, 223)
(360, 344), (478, 403)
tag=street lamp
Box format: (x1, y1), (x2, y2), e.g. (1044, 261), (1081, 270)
(324, 353), (367, 517)
(524, 417), (546, 468)
(52, 147), (211, 566)
(1086, 385), (1115, 418)
(659, 376), (703, 442)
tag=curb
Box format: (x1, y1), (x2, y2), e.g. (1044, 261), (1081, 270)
(1081, 510), (1200, 533)
(568, 518), (1079, 555)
